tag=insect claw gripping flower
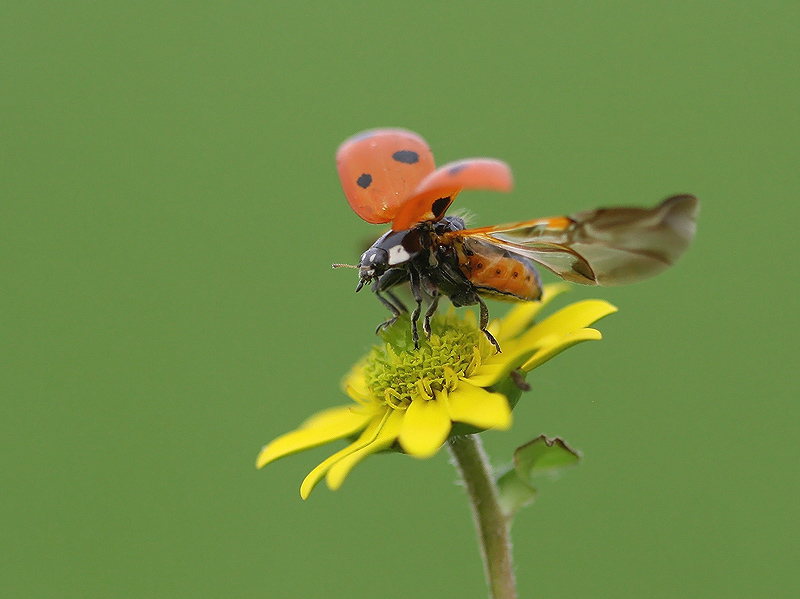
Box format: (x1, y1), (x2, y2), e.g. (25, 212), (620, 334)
(256, 284), (617, 499)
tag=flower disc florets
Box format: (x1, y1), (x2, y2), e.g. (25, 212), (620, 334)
(364, 313), (487, 408)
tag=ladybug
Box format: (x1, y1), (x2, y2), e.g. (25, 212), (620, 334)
(334, 128), (698, 349)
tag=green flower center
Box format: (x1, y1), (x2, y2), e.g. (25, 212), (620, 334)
(363, 312), (487, 408)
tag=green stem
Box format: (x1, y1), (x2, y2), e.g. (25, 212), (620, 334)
(448, 434), (517, 599)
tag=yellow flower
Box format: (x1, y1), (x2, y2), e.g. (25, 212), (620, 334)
(257, 284), (616, 499)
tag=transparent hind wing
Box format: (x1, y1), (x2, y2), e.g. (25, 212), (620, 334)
(455, 194), (699, 285)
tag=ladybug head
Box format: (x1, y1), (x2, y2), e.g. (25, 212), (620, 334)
(355, 246), (389, 292)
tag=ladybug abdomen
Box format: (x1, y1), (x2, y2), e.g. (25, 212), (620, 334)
(457, 240), (542, 301)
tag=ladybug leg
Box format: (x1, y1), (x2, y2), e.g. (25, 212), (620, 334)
(374, 291), (404, 333)
(385, 290), (408, 314)
(422, 290), (439, 340)
(372, 269), (409, 333)
(408, 267), (423, 349)
(476, 295), (501, 353)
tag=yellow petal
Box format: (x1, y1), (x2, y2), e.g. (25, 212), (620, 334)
(299, 408), (392, 499)
(398, 394), (452, 458)
(447, 380), (512, 431)
(340, 360), (368, 395)
(497, 283), (571, 341)
(467, 341), (540, 388)
(256, 406), (371, 469)
(516, 300), (616, 348)
(344, 383), (374, 405)
(326, 409), (405, 490)
(462, 308), (478, 328)
(521, 328), (603, 372)
(299, 404), (364, 429)
(541, 282), (572, 303)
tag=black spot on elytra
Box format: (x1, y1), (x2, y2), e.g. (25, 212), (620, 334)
(392, 150), (419, 164)
(357, 173), (372, 189)
(431, 197), (450, 217)
(449, 163), (468, 175)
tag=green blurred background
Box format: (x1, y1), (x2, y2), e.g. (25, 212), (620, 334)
(2, 2), (798, 597)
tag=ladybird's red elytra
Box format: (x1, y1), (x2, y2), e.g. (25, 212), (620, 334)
(334, 128), (699, 349)
(336, 128), (435, 225)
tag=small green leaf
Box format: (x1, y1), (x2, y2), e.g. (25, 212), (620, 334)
(513, 435), (580, 486)
(495, 436), (580, 519)
(496, 467), (538, 519)
(496, 436), (580, 519)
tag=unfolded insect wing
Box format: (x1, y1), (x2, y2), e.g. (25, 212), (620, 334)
(391, 158), (513, 231)
(336, 128), (436, 224)
(458, 194), (699, 285)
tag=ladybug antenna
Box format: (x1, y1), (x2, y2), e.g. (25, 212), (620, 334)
(331, 263), (358, 269)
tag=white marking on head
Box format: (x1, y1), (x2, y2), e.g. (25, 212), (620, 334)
(387, 244), (411, 265)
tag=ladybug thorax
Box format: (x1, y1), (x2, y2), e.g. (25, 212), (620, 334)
(361, 230), (421, 270)
(356, 217), (466, 291)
